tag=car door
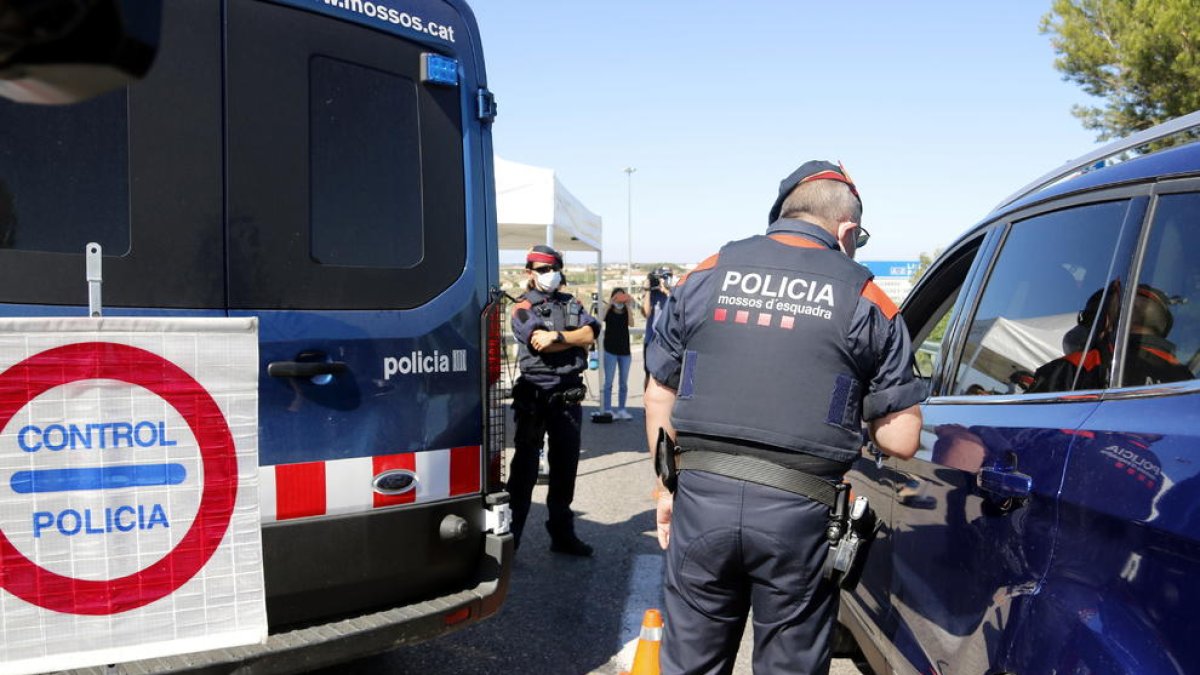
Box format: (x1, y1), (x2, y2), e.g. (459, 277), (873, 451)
(842, 231), (988, 672)
(1028, 186), (1200, 674)
(886, 194), (1144, 674)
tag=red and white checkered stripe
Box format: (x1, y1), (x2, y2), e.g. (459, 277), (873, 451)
(258, 446), (482, 522)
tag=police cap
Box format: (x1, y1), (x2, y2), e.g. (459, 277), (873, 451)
(768, 160), (861, 224)
(526, 244), (564, 270)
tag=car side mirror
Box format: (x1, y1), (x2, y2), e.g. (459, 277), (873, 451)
(0, 0), (161, 104)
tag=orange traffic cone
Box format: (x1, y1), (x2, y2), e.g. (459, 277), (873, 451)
(621, 608), (663, 675)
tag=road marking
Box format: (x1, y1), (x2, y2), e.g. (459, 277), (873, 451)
(615, 553), (665, 670)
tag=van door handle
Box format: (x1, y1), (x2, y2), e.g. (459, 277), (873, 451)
(267, 361), (347, 378)
(977, 466), (1032, 499)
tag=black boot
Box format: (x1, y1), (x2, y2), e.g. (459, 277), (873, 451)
(546, 523), (593, 557)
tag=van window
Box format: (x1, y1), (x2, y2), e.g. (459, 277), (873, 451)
(1123, 193), (1200, 385)
(952, 201), (1131, 395)
(310, 56), (422, 269)
(0, 92), (129, 255)
(0, 0), (224, 309)
(225, 0), (466, 310)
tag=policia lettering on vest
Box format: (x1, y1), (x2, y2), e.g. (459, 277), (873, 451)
(644, 160), (924, 674)
(508, 245), (601, 557)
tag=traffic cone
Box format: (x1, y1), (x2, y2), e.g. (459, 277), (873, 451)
(621, 608), (663, 675)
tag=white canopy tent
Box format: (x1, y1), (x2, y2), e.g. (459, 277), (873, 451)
(494, 156), (610, 407)
(494, 156), (602, 253)
(958, 313), (1074, 392)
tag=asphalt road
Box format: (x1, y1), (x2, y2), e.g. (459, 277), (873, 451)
(313, 347), (867, 674)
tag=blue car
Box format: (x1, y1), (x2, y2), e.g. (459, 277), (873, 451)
(840, 111), (1200, 674)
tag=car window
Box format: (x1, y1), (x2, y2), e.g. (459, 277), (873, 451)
(902, 237), (982, 393)
(1122, 193), (1200, 385)
(909, 279), (965, 384)
(914, 301), (954, 380)
(952, 201), (1131, 395)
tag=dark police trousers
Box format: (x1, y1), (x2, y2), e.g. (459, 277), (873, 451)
(663, 470), (836, 675)
(508, 381), (584, 547)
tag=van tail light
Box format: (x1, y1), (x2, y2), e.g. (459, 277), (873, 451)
(482, 295), (507, 493)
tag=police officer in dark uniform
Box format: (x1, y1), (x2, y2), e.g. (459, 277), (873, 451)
(509, 245), (601, 556)
(644, 161), (924, 674)
(1124, 284), (1193, 385)
(1030, 283), (1193, 392)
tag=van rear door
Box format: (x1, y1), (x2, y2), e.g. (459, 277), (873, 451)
(0, 0), (222, 312)
(224, 0), (486, 627)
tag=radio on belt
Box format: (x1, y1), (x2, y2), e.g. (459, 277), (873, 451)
(823, 488), (880, 590)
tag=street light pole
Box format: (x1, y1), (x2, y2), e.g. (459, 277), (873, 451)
(624, 167), (636, 291)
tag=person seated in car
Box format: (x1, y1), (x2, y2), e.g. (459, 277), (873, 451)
(1123, 284), (1194, 386)
(1027, 286), (1117, 393)
(1030, 283), (1192, 393)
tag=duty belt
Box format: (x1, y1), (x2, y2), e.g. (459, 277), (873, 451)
(676, 450), (838, 508)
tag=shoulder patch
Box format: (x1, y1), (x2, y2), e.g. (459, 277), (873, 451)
(767, 233), (826, 249)
(511, 299), (532, 318)
(677, 253), (720, 286)
(860, 281), (898, 320)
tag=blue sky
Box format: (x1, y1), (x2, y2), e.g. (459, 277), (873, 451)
(470, 1), (1100, 266)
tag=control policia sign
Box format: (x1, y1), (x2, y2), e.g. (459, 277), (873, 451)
(0, 318), (265, 675)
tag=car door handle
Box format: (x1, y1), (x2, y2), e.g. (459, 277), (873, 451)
(977, 466), (1032, 499)
(267, 361), (348, 378)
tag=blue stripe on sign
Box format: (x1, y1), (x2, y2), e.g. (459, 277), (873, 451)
(10, 464), (188, 494)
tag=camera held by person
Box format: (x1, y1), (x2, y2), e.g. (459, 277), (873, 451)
(646, 266), (674, 291)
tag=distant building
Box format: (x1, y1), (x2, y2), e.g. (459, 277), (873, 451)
(861, 260), (921, 305)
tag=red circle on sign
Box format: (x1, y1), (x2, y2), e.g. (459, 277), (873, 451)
(0, 341), (238, 615)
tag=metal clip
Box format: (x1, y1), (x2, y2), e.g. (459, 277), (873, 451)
(85, 242), (102, 317)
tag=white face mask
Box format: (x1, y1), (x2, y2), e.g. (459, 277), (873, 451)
(535, 270), (562, 292)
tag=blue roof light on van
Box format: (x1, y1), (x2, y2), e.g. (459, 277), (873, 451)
(421, 53), (459, 86)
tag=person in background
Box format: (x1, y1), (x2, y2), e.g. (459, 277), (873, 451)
(508, 245), (600, 556)
(644, 160), (924, 673)
(640, 268), (671, 383)
(601, 287), (634, 420)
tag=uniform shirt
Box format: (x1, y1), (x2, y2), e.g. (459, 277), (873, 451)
(646, 219), (925, 470)
(1028, 334), (1193, 393)
(511, 288), (600, 390)
(1125, 334), (1194, 385)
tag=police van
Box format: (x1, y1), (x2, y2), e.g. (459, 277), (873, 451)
(0, 0), (511, 671)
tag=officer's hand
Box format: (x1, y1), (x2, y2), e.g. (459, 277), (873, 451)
(530, 329), (557, 351)
(656, 492), (673, 550)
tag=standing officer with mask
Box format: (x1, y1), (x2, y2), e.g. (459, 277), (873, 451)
(644, 161), (924, 673)
(509, 245), (600, 556)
